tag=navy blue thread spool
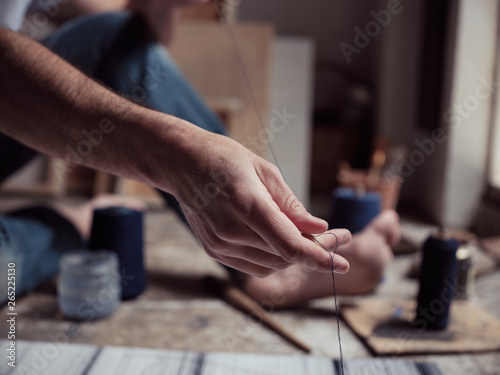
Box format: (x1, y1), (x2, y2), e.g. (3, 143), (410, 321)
(328, 187), (381, 233)
(415, 235), (459, 330)
(88, 207), (146, 300)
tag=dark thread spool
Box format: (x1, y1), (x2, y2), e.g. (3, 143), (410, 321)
(88, 207), (146, 300)
(328, 187), (381, 233)
(415, 235), (459, 330)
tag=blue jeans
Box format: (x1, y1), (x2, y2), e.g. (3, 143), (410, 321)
(0, 11), (228, 299)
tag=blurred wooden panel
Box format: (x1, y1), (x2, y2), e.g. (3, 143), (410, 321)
(180, 2), (218, 20)
(0, 156), (67, 197)
(180, 0), (240, 22)
(310, 125), (361, 194)
(115, 177), (163, 206)
(169, 22), (273, 155)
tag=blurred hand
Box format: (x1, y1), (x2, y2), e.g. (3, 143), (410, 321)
(164, 127), (351, 277)
(242, 209), (400, 306)
(335, 209), (400, 294)
(368, 209), (401, 247)
(339, 209), (400, 269)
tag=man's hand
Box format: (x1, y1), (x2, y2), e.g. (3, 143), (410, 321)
(334, 209), (399, 294)
(0, 28), (350, 278)
(243, 210), (400, 307)
(162, 125), (351, 277)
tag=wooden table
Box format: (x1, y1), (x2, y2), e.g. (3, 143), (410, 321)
(1, 210), (499, 374)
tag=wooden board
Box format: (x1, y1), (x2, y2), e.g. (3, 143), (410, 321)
(169, 22), (273, 156)
(341, 299), (500, 355)
(0, 340), (443, 375)
(180, 0), (240, 22)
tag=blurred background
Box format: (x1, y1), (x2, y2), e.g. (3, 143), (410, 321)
(2, 0), (500, 235)
(2, 2), (500, 369)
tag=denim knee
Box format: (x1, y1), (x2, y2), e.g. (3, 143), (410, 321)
(44, 11), (226, 136)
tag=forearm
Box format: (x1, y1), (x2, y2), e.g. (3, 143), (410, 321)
(0, 28), (189, 192)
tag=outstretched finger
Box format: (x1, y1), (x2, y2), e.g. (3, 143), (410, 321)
(254, 163), (328, 234)
(248, 200), (350, 273)
(308, 229), (352, 252)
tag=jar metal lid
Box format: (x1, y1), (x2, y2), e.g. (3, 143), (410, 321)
(59, 250), (118, 276)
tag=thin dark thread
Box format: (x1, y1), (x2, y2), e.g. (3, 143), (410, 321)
(81, 346), (103, 375)
(213, 1), (344, 370)
(213, 2), (285, 180)
(312, 233), (344, 375)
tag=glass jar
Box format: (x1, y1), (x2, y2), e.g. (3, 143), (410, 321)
(58, 250), (120, 320)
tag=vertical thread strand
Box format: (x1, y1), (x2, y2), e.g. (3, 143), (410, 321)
(312, 233), (345, 375)
(213, 2), (285, 179)
(214, 2), (344, 370)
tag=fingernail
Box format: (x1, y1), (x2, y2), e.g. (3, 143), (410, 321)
(334, 258), (350, 274)
(312, 216), (328, 225)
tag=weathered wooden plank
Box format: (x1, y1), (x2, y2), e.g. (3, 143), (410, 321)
(1, 340), (443, 375)
(0, 339), (98, 375)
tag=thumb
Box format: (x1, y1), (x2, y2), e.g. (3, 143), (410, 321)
(262, 165), (328, 234)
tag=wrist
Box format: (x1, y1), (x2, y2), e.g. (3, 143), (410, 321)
(126, 110), (204, 196)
